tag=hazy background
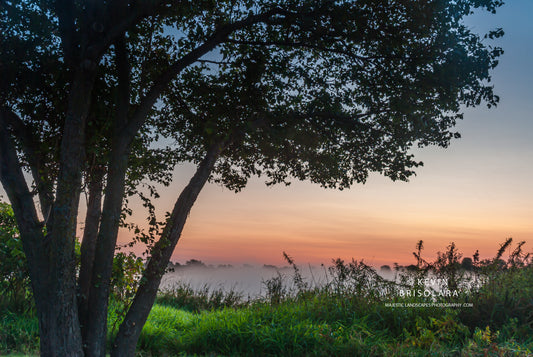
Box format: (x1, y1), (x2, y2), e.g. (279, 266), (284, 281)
(159, 264), (400, 298)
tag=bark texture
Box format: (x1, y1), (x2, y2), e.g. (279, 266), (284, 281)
(37, 68), (95, 356)
(82, 33), (133, 356)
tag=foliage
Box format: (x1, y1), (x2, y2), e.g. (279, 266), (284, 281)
(107, 252), (145, 336)
(136, 239), (533, 356)
(0, 202), (27, 292)
(157, 283), (245, 313)
(0, 310), (39, 355)
(156, 0), (505, 191)
(404, 313), (470, 349)
(110, 252), (144, 303)
(0, 201), (32, 314)
(461, 263), (533, 337)
(263, 271), (288, 305)
(0, 201), (145, 319)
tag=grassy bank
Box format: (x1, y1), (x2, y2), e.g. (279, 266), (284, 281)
(2, 241), (533, 356)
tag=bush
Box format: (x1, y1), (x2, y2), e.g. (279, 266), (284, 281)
(0, 202), (32, 313)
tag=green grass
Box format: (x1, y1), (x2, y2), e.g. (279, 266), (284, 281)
(135, 298), (532, 356)
(2, 240), (533, 356)
(2, 294), (533, 356)
(0, 309), (39, 355)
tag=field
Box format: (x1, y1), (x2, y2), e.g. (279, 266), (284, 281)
(1, 240), (533, 356)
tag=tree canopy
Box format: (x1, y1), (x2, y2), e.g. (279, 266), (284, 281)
(0, 1), (503, 356)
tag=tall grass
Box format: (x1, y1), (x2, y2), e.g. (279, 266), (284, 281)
(2, 238), (532, 356)
(136, 238), (533, 356)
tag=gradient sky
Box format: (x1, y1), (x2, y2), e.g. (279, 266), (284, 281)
(120, 1), (532, 267)
(2, 1), (532, 268)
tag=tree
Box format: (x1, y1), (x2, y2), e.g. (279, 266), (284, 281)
(461, 257), (474, 271)
(380, 265), (391, 272)
(0, 1), (503, 356)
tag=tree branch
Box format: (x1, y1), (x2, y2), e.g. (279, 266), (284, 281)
(54, 0), (78, 64)
(0, 108), (43, 247)
(77, 163), (105, 348)
(123, 7), (289, 144)
(223, 38), (371, 63)
(197, 59), (232, 66)
(0, 107), (53, 220)
(87, 0), (172, 60)
(115, 34), (132, 132)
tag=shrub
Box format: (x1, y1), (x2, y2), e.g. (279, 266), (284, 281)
(0, 202), (32, 313)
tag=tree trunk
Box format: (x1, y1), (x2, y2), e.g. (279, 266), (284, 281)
(38, 67), (95, 356)
(78, 164), (105, 344)
(32, 269), (84, 356)
(111, 141), (225, 357)
(84, 142), (130, 357)
(1, 105), (85, 356)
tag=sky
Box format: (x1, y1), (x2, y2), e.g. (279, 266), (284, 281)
(119, 0), (532, 267)
(2, 1), (532, 268)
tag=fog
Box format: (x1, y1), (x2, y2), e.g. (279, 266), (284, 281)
(159, 264), (397, 298)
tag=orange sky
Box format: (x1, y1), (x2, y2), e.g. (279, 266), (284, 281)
(119, 149), (533, 267)
(119, 109), (533, 266)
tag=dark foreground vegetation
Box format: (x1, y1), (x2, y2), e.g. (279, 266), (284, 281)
(1, 232), (532, 356)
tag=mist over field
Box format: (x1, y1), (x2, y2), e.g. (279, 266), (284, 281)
(159, 264), (397, 297)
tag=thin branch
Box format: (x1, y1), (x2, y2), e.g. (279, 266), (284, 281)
(114, 34), (132, 132)
(197, 59), (232, 66)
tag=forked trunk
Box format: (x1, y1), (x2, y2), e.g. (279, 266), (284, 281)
(35, 68), (95, 356)
(1, 101), (87, 356)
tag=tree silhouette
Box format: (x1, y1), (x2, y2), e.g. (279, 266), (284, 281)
(0, 1), (503, 355)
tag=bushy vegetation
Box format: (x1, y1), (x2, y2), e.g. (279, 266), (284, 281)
(1, 231), (532, 356)
(131, 240), (533, 356)
(0, 203), (32, 315)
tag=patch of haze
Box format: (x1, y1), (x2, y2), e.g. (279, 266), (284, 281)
(159, 264), (397, 298)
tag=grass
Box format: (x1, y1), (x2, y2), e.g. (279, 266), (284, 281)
(0, 291), (39, 356)
(135, 295), (532, 356)
(2, 239), (533, 356)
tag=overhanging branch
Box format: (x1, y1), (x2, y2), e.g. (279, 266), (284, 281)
(223, 38), (371, 63)
(123, 7), (291, 145)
